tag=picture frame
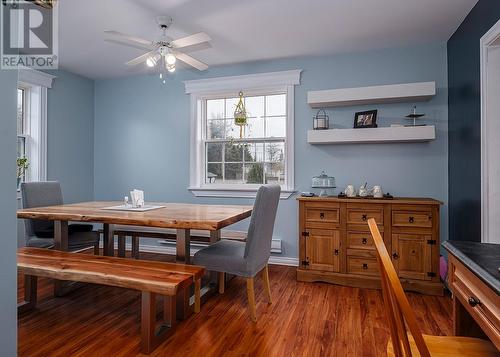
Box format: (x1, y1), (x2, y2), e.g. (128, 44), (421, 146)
(353, 110), (378, 128)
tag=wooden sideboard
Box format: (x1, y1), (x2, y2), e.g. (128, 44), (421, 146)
(297, 197), (443, 296)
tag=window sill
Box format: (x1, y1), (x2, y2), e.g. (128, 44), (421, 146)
(188, 186), (296, 199)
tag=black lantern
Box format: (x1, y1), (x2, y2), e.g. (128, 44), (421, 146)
(313, 109), (329, 130)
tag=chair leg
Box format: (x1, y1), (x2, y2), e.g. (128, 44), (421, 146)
(262, 265), (272, 304)
(117, 235), (126, 258)
(218, 272), (225, 294)
(246, 277), (257, 322)
(132, 235), (140, 259)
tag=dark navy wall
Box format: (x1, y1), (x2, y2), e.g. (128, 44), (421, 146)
(448, 0), (500, 242)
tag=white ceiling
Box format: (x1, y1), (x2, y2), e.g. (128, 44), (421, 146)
(57, 0), (478, 79)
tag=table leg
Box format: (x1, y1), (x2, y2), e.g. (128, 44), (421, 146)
(176, 229), (191, 264)
(176, 229), (191, 320)
(209, 230), (221, 244)
(117, 234), (126, 258)
(54, 221), (69, 296)
(103, 223), (115, 256)
(54, 220), (69, 251)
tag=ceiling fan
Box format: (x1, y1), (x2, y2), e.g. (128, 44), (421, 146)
(105, 16), (211, 83)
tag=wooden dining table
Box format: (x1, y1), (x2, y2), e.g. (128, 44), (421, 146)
(17, 201), (253, 318)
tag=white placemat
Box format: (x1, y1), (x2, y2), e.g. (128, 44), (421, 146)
(101, 204), (165, 212)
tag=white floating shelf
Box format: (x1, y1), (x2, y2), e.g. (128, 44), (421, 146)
(307, 125), (436, 144)
(307, 81), (436, 108)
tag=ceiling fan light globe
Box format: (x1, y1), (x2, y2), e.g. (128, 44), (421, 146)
(168, 66), (176, 73)
(166, 53), (176, 65)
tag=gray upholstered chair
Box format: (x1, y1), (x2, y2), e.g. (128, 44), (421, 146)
(21, 181), (100, 253)
(193, 184), (281, 321)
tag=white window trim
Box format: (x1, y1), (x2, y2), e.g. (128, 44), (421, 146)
(18, 68), (55, 188)
(184, 70), (301, 199)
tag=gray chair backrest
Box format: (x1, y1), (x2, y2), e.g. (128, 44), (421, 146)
(244, 185), (281, 271)
(21, 181), (63, 237)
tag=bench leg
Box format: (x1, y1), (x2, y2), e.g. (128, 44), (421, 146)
(131, 235), (140, 259)
(141, 292), (176, 354)
(18, 275), (37, 314)
(194, 278), (201, 313)
(117, 235), (126, 258)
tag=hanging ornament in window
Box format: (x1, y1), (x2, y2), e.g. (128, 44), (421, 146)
(234, 91), (248, 138)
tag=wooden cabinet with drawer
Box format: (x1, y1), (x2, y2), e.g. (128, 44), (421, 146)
(297, 197), (443, 296)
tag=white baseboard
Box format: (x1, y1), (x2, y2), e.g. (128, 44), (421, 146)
(102, 241), (299, 267)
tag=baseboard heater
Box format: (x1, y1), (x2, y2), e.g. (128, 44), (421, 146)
(158, 238), (283, 254)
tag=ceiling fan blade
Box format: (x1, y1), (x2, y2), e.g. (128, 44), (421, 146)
(125, 50), (156, 66)
(171, 32), (211, 49)
(104, 30), (153, 47)
(174, 52), (209, 71)
(105, 39), (154, 52)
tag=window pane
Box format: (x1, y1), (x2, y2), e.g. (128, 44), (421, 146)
(225, 119), (240, 139)
(245, 96), (264, 118)
(245, 163), (264, 184)
(245, 117), (265, 138)
(225, 143), (243, 162)
(207, 119), (225, 139)
(17, 136), (26, 158)
(266, 116), (286, 138)
(265, 162), (285, 185)
(224, 163), (243, 183)
(265, 142), (284, 162)
(244, 143), (264, 162)
(225, 97), (239, 119)
(207, 99), (224, 120)
(266, 94), (286, 116)
(206, 163), (222, 184)
(206, 142), (223, 162)
(17, 89), (24, 135)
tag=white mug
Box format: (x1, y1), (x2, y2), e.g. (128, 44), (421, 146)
(373, 185), (383, 198)
(345, 185), (356, 197)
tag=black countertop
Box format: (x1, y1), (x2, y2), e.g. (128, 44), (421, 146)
(442, 240), (500, 295)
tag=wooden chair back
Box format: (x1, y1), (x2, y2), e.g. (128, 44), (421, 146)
(367, 218), (431, 357)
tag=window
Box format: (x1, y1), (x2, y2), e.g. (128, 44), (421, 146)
(185, 70), (301, 199)
(16, 69), (55, 191)
(17, 87), (29, 182)
(205, 93), (286, 186)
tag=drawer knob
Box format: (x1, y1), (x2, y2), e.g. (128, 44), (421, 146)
(392, 252), (399, 260)
(334, 249), (339, 256)
(362, 263), (368, 270)
(362, 214), (368, 221)
(362, 238), (368, 245)
(468, 297), (480, 307)
(408, 216), (414, 223)
(320, 212), (325, 219)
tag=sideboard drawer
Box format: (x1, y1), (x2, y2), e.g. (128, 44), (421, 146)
(347, 209), (384, 225)
(347, 257), (379, 277)
(347, 231), (380, 250)
(449, 256), (500, 339)
(392, 211), (432, 228)
(305, 207), (339, 224)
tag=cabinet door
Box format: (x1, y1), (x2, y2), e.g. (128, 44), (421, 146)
(305, 229), (340, 272)
(392, 234), (432, 280)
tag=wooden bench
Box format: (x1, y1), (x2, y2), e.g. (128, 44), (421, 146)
(17, 247), (205, 354)
(98, 225), (247, 259)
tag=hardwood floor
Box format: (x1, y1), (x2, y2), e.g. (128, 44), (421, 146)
(18, 251), (453, 356)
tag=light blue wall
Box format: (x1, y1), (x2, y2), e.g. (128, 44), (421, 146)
(94, 43), (448, 259)
(46, 70), (95, 203)
(0, 68), (19, 355)
(18, 70), (96, 248)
